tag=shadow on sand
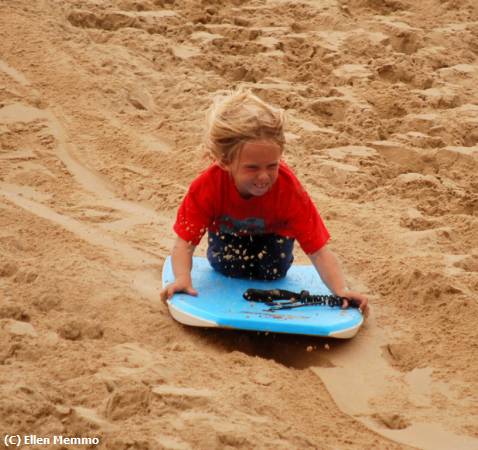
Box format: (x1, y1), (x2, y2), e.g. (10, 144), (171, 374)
(180, 325), (352, 369)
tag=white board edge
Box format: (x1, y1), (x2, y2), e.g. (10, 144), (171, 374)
(168, 302), (218, 328)
(328, 323), (362, 339)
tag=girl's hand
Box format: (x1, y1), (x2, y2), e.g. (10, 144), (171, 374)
(160, 277), (198, 303)
(336, 289), (369, 316)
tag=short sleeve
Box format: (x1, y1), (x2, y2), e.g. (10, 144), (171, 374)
(173, 177), (213, 246)
(287, 188), (330, 254)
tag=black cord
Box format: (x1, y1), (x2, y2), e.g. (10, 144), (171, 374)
(243, 288), (353, 311)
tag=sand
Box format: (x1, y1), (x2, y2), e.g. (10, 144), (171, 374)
(0, 0), (477, 449)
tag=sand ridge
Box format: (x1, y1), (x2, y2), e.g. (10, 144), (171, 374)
(0, 0), (477, 449)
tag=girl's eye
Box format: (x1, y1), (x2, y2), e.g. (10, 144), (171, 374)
(242, 164), (278, 171)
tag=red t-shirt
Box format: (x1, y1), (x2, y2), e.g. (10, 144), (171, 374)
(173, 162), (330, 254)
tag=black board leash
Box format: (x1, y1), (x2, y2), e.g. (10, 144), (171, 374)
(243, 288), (358, 311)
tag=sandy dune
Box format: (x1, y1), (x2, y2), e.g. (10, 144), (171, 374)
(1, 0), (477, 449)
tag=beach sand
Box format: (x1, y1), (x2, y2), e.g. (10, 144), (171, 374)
(0, 0), (477, 449)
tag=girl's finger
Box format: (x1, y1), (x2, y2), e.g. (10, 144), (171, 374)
(186, 287), (198, 296)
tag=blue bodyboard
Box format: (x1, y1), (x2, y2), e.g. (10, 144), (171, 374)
(162, 256), (363, 338)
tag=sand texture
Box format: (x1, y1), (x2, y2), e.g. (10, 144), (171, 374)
(1, 0), (477, 449)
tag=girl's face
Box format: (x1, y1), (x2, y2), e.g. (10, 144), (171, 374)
(224, 140), (282, 198)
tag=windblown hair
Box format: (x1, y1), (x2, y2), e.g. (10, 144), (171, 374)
(204, 89), (286, 165)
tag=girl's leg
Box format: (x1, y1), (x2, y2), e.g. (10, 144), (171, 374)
(207, 232), (294, 280)
(254, 234), (294, 280)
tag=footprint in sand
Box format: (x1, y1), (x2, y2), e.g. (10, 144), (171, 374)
(68, 205), (121, 224)
(68, 405), (116, 432)
(310, 97), (351, 123)
(97, 342), (173, 386)
(368, 140), (426, 172)
(451, 254), (478, 273)
(104, 383), (152, 420)
(0, 259), (19, 278)
(0, 299), (30, 322)
(372, 17), (424, 54)
(13, 268), (39, 284)
(57, 319), (104, 341)
(67, 9), (180, 33)
(32, 292), (62, 312)
(400, 215), (439, 232)
(152, 385), (214, 410)
(372, 412), (411, 430)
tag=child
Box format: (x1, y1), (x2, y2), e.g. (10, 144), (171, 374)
(161, 89), (368, 313)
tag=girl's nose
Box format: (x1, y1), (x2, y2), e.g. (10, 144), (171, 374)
(257, 171), (269, 182)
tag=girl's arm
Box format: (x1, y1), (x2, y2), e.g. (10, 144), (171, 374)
(160, 236), (198, 301)
(307, 245), (368, 314)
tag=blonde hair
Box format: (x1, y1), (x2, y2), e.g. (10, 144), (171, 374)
(204, 89), (286, 165)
